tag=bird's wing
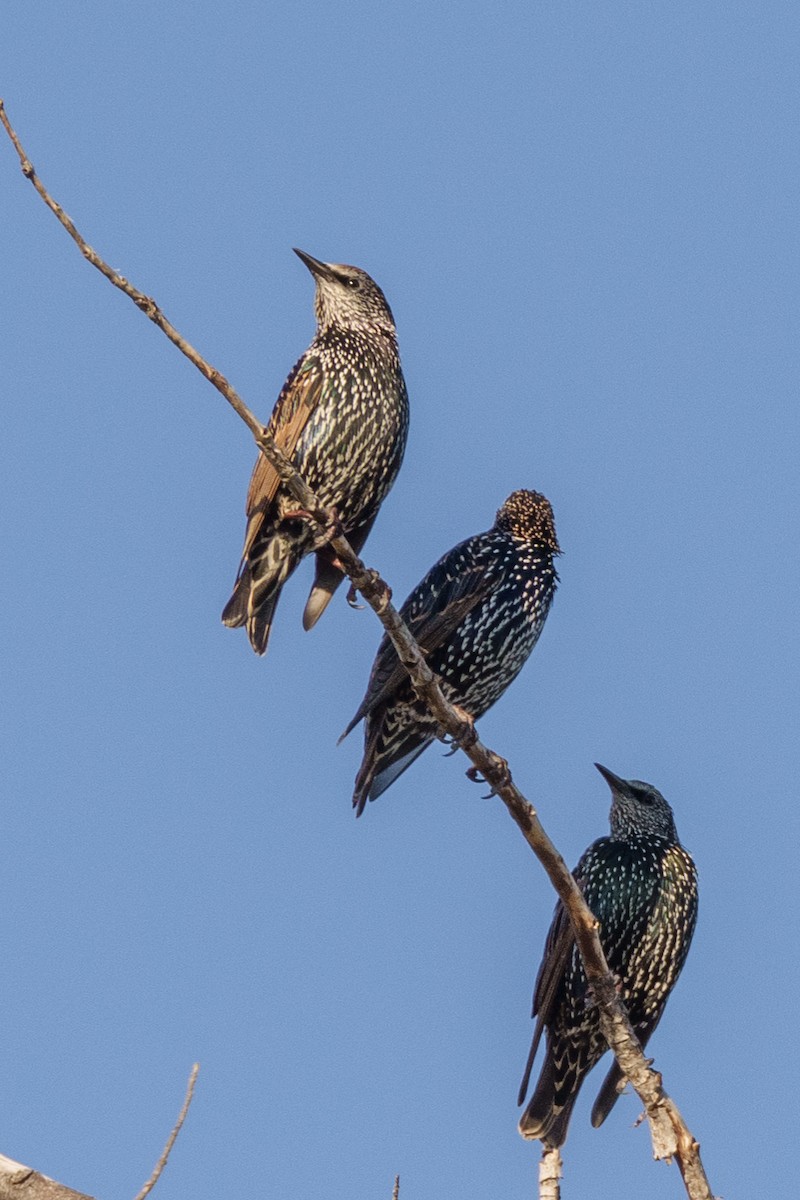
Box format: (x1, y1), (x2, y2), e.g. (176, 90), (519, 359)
(517, 865), (589, 1107)
(241, 363), (323, 559)
(341, 553), (496, 737)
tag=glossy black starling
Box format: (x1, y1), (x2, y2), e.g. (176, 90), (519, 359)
(222, 249), (409, 655)
(518, 763), (698, 1147)
(341, 490), (560, 816)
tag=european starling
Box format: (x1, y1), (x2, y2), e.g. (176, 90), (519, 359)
(341, 490), (560, 816)
(222, 249), (409, 655)
(518, 763), (698, 1147)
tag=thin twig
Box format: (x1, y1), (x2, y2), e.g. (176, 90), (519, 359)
(392, 1176), (400, 1200)
(132, 1063), (200, 1200)
(1, 100), (716, 1200)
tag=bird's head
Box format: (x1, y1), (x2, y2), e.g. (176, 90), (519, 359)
(294, 249), (397, 335)
(595, 762), (679, 841)
(495, 490), (560, 553)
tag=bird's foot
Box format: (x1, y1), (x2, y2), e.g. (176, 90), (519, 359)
(346, 582), (365, 610)
(465, 751), (511, 798)
(322, 505), (346, 543)
(346, 572), (392, 614)
(308, 505), (346, 554)
(361, 570), (393, 613)
(585, 974), (624, 1011)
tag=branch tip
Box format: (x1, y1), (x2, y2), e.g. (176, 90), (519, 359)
(132, 1062), (200, 1200)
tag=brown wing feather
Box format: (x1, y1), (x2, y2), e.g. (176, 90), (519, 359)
(241, 366), (323, 559)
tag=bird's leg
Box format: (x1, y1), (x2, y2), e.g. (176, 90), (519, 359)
(440, 708), (471, 755)
(280, 506), (317, 524)
(441, 704), (477, 751)
(453, 704), (476, 736)
(322, 505), (345, 544)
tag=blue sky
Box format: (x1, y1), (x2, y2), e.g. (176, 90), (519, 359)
(2, 3), (798, 1198)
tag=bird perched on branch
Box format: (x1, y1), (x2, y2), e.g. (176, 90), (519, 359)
(341, 490), (560, 815)
(222, 249), (409, 655)
(517, 763), (698, 1147)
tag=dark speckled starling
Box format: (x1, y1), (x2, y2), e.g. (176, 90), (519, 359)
(518, 763), (698, 1147)
(341, 490), (560, 816)
(222, 249), (409, 655)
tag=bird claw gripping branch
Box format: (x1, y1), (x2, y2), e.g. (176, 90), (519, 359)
(466, 753), (511, 798)
(310, 504), (346, 551)
(450, 703), (478, 748)
(356, 570), (392, 613)
(346, 583), (366, 610)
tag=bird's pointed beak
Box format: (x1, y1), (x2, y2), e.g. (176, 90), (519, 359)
(594, 762), (627, 795)
(293, 247), (336, 281)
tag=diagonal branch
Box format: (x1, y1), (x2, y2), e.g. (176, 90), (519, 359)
(1, 100), (716, 1200)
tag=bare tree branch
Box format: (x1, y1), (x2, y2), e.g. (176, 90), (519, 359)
(132, 1064), (199, 1200)
(0, 1155), (96, 1200)
(392, 1176), (400, 1200)
(538, 1146), (562, 1200)
(0, 100), (716, 1200)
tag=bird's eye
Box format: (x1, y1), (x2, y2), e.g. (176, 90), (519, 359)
(345, 277), (361, 289)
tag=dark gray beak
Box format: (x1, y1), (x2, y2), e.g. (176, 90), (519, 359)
(293, 248), (335, 281)
(594, 762), (628, 795)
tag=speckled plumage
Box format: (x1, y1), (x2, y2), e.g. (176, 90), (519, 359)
(341, 490), (560, 816)
(518, 763), (698, 1148)
(222, 249), (409, 655)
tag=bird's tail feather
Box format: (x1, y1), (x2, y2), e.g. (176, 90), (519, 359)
(304, 512), (378, 632)
(517, 1019), (545, 1107)
(590, 1061), (625, 1128)
(366, 742), (431, 801)
(591, 1020), (655, 1128)
(518, 1052), (558, 1142)
(303, 553), (346, 631)
(245, 590), (282, 656)
(221, 567), (252, 629)
(518, 1051), (582, 1148)
(222, 524), (309, 654)
(352, 727), (432, 817)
